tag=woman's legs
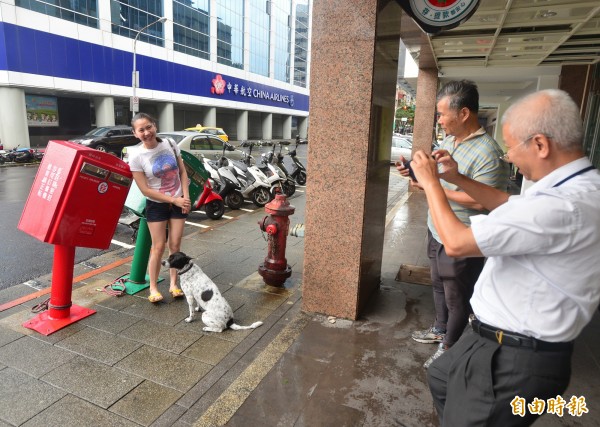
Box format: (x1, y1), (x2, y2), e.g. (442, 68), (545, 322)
(167, 218), (186, 291)
(147, 220), (168, 295)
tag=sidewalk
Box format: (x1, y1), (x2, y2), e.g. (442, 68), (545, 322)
(0, 172), (598, 426)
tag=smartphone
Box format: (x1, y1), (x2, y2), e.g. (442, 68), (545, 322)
(403, 160), (418, 182)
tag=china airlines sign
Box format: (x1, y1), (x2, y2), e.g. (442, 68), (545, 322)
(211, 74), (295, 108)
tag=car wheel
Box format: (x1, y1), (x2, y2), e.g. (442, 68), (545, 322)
(224, 191), (244, 210)
(252, 187), (271, 207)
(95, 144), (108, 152)
(296, 171), (307, 185)
(205, 200), (225, 219)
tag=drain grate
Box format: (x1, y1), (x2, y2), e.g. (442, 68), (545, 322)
(81, 261), (100, 270)
(23, 280), (44, 290)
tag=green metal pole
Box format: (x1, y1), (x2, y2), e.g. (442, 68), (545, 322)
(122, 217), (162, 294)
(129, 218), (151, 283)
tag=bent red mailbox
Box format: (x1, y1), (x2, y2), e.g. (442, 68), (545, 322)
(19, 140), (132, 248)
(18, 140), (132, 335)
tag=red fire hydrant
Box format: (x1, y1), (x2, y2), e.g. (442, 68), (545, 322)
(258, 193), (295, 287)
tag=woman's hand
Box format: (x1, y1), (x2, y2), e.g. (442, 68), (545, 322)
(173, 195), (192, 214)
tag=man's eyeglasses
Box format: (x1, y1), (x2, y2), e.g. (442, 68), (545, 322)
(499, 134), (550, 162)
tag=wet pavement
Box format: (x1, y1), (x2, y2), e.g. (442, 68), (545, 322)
(0, 169), (598, 426)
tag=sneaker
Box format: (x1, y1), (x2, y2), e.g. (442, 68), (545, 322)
(411, 326), (446, 344)
(423, 343), (448, 369)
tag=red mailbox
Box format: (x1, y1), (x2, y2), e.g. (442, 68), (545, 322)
(19, 140), (132, 248)
(18, 140), (133, 335)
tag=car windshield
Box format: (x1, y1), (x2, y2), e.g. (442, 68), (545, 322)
(85, 127), (112, 137)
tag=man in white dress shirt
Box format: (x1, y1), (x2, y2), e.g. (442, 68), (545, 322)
(410, 89), (600, 426)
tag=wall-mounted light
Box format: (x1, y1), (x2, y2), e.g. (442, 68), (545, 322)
(539, 10), (557, 18)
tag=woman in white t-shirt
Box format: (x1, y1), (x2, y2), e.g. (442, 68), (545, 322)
(129, 113), (191, 303)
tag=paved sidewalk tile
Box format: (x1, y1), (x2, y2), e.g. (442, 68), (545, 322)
(22, 394), (137, 427)
(55, 327), (141, 365)
(41, 356), (143, 409)
(0, 336), (76, 378)
(115, 345), (212, 393)
(78, 305), (142, 334)
(119, 318), (202, 354)
(0, 368), (66, 426)
(109, 380), (183, 426)
(181, 335), (239, 366)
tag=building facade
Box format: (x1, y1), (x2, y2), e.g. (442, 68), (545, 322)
(0, 0), (311, 148)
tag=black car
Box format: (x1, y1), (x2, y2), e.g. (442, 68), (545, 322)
(69, 125), (140, 155)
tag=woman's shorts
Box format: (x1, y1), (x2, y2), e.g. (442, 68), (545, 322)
(146, 199), (188, 222)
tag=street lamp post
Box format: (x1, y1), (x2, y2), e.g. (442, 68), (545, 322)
(131, 16), (167, 113)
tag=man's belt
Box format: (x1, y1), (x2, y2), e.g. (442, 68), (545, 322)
(470, 318), (573, 351)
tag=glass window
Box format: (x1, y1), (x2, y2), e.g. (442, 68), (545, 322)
(191, 136), (211, 150)
(272, 0), (291, 83)
(111, 0), (165, 47)
(216, 0), (244, 69)
(173, 0), (210, 60)
(209, 136), (224, 151)
(16, 0), (99, 28)
(293, 0), (309, 87)
(248, 0), (270, 77)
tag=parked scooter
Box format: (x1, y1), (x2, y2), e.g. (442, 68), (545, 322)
(287, 138), (307, 185)
(193, 179), (225, 220)
(259, 146), (295, 197)
(228, 142), (272, 207)
(273, 141), (303, 192)
(3, 145), (22, 162)
(202, 144), (245, 210)
(32, 148), (45, 162)
(13, 148), (35, 164)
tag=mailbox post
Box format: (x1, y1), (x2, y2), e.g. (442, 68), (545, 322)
(18, 140), (132, 335)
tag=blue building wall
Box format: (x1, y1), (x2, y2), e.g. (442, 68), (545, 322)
(0, 22), (309, 112)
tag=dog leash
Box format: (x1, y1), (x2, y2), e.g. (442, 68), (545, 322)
(97, 275), (128, 297)
(30, 276), (127, 314)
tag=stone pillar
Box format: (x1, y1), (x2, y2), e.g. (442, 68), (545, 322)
(298, 116), (308, 138)
(93, 96), (115, 127)
(282, 115), (292, 139)
(157, 102), (175, 132)
(302, 0), (401, 319)
(163, 0), (174, 51)
(0, 87), (30, 149)
(236, 110), (248, 141)
(209, 0), (218, 62)
(412, 68), (438, 153)
(203, 107), (216, 127)
(262, 113), (273, 140)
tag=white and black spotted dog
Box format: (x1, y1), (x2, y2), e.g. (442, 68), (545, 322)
(162, 252), (263, 333)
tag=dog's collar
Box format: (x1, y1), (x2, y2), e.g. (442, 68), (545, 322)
(178, 262), (193, 276)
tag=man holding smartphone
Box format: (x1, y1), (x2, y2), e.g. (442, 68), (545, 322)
(396, 80), (508, 368)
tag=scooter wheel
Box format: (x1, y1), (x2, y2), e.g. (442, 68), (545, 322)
(252, 187), (271, 207)
(296, 171), (307, 186)
(205, 200), (225, 219)
(282, 180), (296, 197)
(224, 191), (244, 210)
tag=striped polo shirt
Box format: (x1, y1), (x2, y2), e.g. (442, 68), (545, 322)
(428, 128), (509, 243)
